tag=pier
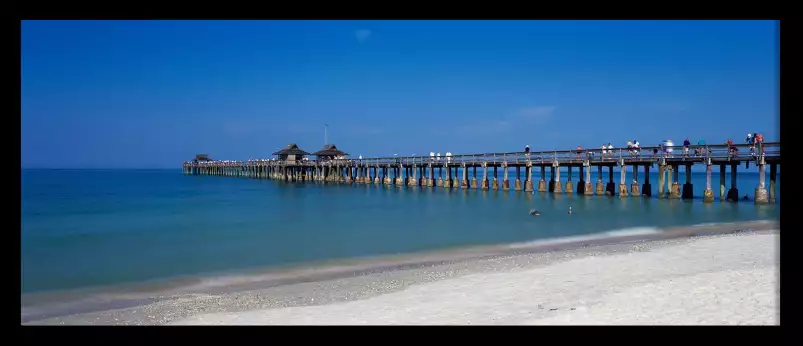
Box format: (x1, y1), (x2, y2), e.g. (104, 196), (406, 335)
(182, 142), (781, 204)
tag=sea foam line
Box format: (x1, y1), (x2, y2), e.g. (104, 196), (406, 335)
(506, 227), (662, 249)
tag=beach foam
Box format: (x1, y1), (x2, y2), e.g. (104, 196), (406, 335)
(507, 226), (662, 249)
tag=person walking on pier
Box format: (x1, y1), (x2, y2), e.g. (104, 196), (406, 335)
(755, 133), (764, 156)
(683, 137), (691, 158)
(601, 144), (607, 160)
(606, 143), (614, 160)
(726, 139), (739, 157)
(746, 133), (755, 156)
(633, 140), (641, 158)
(576, 146), (583, 160)
(524, 145), (530, 160)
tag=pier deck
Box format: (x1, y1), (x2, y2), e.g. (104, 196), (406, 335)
(182, 142), (781, 204)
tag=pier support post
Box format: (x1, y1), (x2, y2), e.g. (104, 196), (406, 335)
(754, 156), (769, 204)
(427, 165), (434, 187)
(514, 166), (522, 191)
(577, 165), (585, 194)
(704, 159), (714, 203)
(492, 166), (499, 190)
(538, 166), (547, 192)
(398, 165), (406, 187)
(443, 166), (450, 188)
(553, 162), (563, 193)
(437, 167), (444, 187)
(727, 164), (739, 202)
(584, 161), (594, 195)
(669, 165), (681, 198)
(481, 163), (489, 190)
(657, 162), (666, 198)
(719, 164), (726, 201)
(462, 164), (469, 188)
(525, 164), (534, 192)
(502, 163), (510, 190)
(471, 166), (478, 189)
(681, 164), (693, 199)
(595, 165), (605, 195)
(345, 166), (353, 184)
(565, 165), (573, 194)
(769, 163), (777, 203)
(618, 159), (628, 197)
(631, 165), (641, 196)
(606, 166), (616, 196)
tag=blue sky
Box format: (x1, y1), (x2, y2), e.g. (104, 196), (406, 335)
(21, 20), (779, 169)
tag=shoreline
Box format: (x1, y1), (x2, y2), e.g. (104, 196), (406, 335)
(21, 219), (778, 325)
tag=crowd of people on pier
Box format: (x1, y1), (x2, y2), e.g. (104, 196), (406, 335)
(428, 151), (453, 163)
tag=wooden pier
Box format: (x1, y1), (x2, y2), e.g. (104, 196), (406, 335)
(182, 142), (781, 204)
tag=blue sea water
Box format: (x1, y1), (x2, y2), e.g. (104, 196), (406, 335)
(21, 168), (780, 294)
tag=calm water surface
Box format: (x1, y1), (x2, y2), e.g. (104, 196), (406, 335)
(21, 168), (780, 293)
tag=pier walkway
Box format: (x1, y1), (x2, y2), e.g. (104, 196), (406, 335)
(183, 143), (781, 204)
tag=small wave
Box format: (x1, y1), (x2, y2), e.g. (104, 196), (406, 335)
(690, 219), (775, 228)
(507, 226), (661, 249)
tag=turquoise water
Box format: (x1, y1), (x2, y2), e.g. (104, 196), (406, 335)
(21, 168), (780, 293)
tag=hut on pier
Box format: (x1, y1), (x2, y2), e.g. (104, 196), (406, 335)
(193, 154), (212, 162)
(273, 143), (310, 162)
(312, 144), (349, 162)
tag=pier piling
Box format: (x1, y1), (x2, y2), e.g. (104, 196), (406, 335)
(704, 160), (714, 203)
(596, 166), (604, 195)
(618, 159), (628, 197)
(682, 164), (693, 199)
(754, 155), (769, 204)
(727, 164), (739, 202)
(565, 164), (574, 195)
(769, 163), (777, 203)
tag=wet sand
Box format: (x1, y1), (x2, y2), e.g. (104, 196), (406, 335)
(22, 220), (779, 325)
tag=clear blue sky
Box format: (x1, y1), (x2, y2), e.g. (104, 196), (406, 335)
(21, 20), (779, 169)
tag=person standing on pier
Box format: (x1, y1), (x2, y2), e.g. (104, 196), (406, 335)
(746, 133), (755, 156)
(755, 133), (764, 156)
(633, 140), (641, 158)
(683, 137), (691, 158)
(525, 145), (530, 160)
(607, 143), (614, 159)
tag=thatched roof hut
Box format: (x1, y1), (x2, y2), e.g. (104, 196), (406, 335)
(194, 154), (211, 162)
(312, 144), (349, 159)
(272, 143), (310, 161)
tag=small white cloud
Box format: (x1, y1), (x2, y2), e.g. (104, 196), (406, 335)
(355, 29), (372, 42)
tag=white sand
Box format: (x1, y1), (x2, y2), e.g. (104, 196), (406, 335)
(171, 233), (779, 325)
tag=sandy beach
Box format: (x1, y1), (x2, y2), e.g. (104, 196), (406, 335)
(22, 222), (779, 325)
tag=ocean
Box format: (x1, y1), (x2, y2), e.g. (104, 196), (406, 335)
(21, 168), (780, 294)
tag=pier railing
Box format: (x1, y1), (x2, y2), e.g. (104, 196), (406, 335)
(185, 142), (779, 167)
